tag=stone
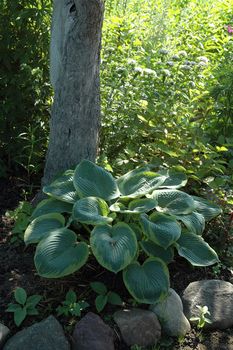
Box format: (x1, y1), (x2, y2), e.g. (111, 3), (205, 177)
(113, 308), (161, 347)
(182, 280), (233, 330)
(72, 312), (115, 350)
(149, 288), (191, 336)
(0, 323), (10, 347)
(3, 316), (70, 350)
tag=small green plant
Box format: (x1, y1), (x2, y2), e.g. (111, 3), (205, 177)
(56, 290), (89, 317)
(190, 305), (212, 329)
(90, 281), (123, 312)
(6, 287), (42, 326)
(6, 201), (33, 243)
(24, 160), (221, 305)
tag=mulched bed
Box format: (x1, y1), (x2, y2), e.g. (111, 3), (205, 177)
(0, 177), (233, 349)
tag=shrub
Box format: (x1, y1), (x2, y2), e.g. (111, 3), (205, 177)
(24, 160), (221, 304)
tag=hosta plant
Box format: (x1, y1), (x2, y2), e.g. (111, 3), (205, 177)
(25, 160), (221, 304)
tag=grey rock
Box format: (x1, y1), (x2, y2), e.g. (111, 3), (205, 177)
(0, 323), (10, 347)
(113, 308), (161, 347)
(182, 280), (233, 330)
(72, 312), (115, 350)
(3, 316), (70, 350)
(150, 288), (191, 336)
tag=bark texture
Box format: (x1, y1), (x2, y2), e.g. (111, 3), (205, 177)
(42, 0), (104, 186)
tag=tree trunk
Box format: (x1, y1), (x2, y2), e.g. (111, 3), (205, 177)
(42, 0), (104, 186)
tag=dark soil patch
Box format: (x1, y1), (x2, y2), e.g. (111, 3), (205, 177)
(1, 177), (233, 350)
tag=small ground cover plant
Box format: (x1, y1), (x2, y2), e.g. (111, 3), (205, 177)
(90, 281), (123, 312)
(24, 160), (221, 305)
(190, 305), (212, 329)
(56, 290), (89, 317)
(6, 287), (42, 326)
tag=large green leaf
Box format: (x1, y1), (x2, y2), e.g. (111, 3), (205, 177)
(152, 189), (195, 215)
(31, 198), (73, 220)
(123, 258), (169, 304)
(73, 160), (120, 201)
(192, 196), (222, 221)
(117, 170), (166, 198)
(35, 228), (89, 278)
(90, 223), (137, 273)
(72, 197), (113, 225)
(175, 212), (205, 235)
(140, 240), (174, 264)
(43, 170), (78, 203)
(24, 213), (65, 245)
(176, 230), (219, 266)
(110, 198), (157, 214)
(158, 169), (187, 189)
(140, 213), (181, 249)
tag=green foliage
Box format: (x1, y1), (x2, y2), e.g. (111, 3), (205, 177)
(6, 287), (42, 326)
(56, 290), (89, 317)
(190, 305), (212, 329)
(90, 281), (123, 312)
(0, 0), (52, 173)
(25, 160), (221, 304)
(6, 201), (33, 243)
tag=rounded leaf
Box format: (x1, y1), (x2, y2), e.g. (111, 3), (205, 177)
(14, 307), (27, 326)
(31, 198), (73, 219)
(140, 213), (181, 249)
(90, 282), (107, 295)
(24, 213), (65, 245)
(95, 294), (108, 312)
(73, 160), (120, 201)
(152, 189), (195, 215)
(110, 198), (157, 214)
(123, 258), (169, 304)
(14, 287), (27, 305)
(175, 212), (205, 235)
(107, 292), (123, 305)
(158, 169), (187, 189)
(118, 171), (166, 198)
(90, 223), (137, 273)
(73, 197), (112, 225)
(35, 228), (89, 278)
(176, 230), (219, 266)
(140, 240), (174, 263)
(43, 170), (78, 203)
(192, 196), (222, 221)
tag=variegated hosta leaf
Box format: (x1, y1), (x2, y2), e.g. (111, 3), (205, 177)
(192, 196), (222, 221)
(176, 230), (219, 266)
(175, 212), (205, 235)
(43, 170), (78, 203)
(35, 228), (89, 278)
(24, 213), (65, 245)
(117, 171), (166, 198)
(152, 189), (195, 215)
(110, 198), (157, 214)
(73, 160), (120, 201)
(72, 197), (113, 225)
(31, 198), (73, 220)
(140, 213), (181, 249)
(116, 166), (152, 188)
(158, 169), (187, 189)
(90, 223), (137, 273)
(123, 258), (169, 304)
(140, 240), (174, 263)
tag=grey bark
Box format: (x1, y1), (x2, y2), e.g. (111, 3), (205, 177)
(42, 0), (104, 186)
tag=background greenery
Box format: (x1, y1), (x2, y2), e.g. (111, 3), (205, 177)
(0, 0), (232, 192)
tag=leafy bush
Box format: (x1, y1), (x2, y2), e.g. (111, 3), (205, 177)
(0, 0), (52, 174)
(24, 160), (221, 304)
